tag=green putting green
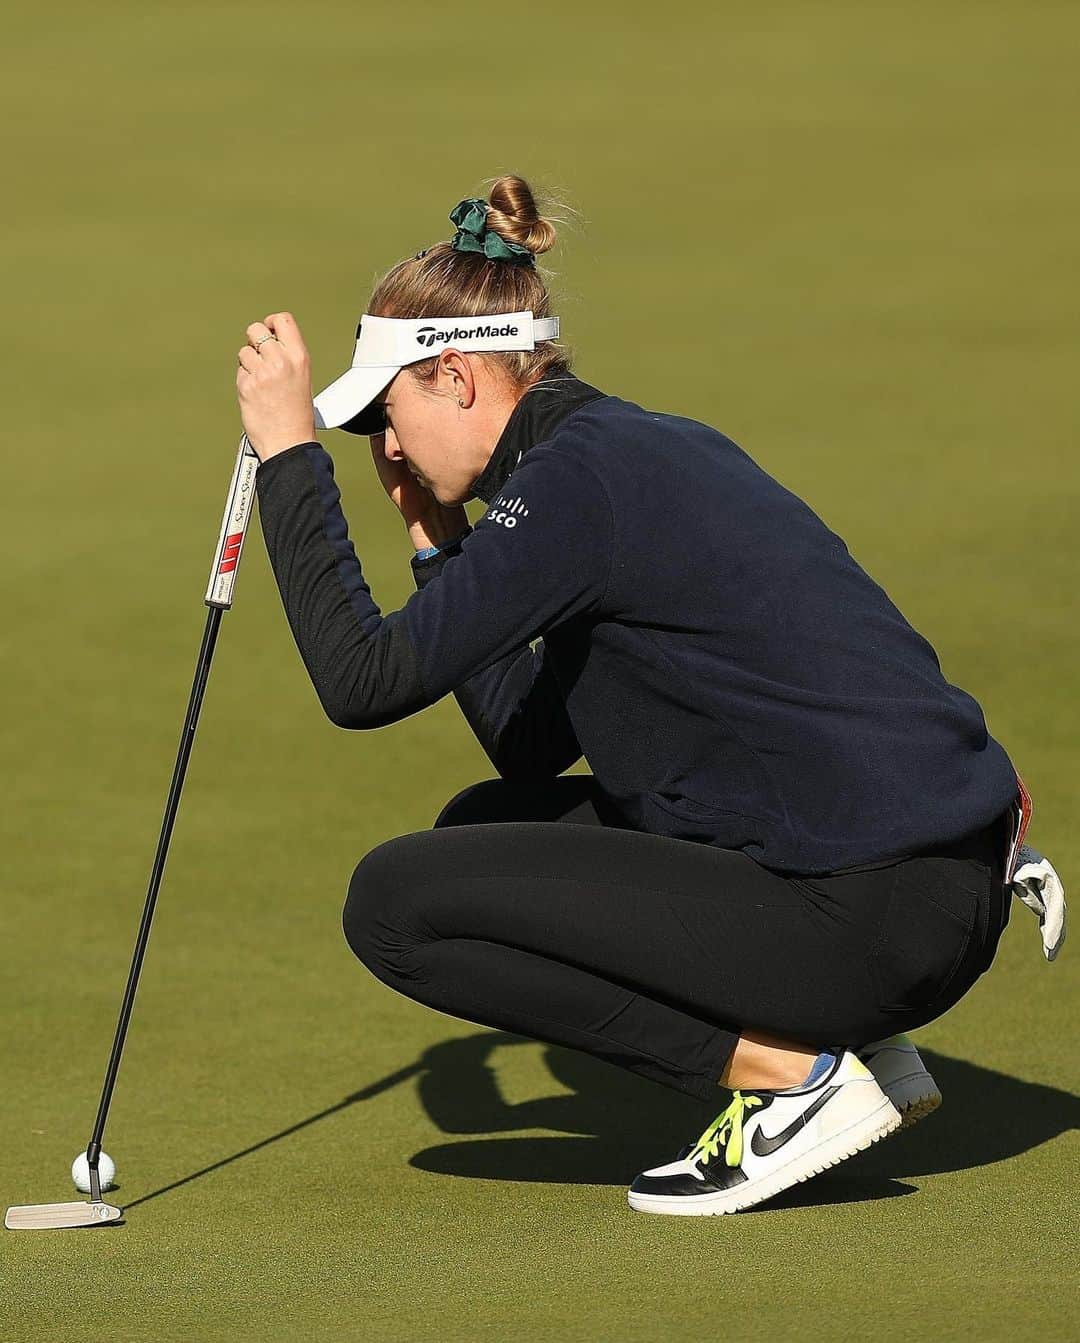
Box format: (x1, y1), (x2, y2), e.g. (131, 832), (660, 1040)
(3, 2), (1076, 1339)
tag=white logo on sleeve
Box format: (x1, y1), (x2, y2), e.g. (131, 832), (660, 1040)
(486, 493), (530, 529)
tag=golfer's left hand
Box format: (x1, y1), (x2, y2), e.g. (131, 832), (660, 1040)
(236, 312), (316, 461)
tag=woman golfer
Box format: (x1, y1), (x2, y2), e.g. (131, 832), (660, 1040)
(236, 175), (1030, 1216)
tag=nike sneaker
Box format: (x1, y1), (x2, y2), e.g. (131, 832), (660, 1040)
(627, 1049), (901, 1216)
(857, 1034), (941, 1128)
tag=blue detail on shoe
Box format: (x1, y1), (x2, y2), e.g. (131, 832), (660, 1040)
(778, 1050), (837, 1094)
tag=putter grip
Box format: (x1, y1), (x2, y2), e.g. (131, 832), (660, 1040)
(204, 435), (261, 609)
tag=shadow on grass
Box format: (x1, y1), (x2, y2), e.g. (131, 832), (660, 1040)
(123, 1062), (422, 1210)
(126, 1034), (1078, 1212)
(405, 1034), (1080, 1205)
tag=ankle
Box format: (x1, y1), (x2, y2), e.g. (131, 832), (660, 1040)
(721, 1033), (824, 1091)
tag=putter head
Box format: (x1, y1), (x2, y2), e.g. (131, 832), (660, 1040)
(5, 1200), (124, 1231)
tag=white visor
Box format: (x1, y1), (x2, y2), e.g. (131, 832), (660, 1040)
(312, 310), (561, 432)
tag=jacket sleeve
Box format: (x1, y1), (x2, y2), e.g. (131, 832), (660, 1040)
(410, 538), (583, 778)
(420, 564), (583, 780)
(256, 440), (613, 736)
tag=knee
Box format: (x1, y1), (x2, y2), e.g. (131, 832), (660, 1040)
(343, 836), (423, 982)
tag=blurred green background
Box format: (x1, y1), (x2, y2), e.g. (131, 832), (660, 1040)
(2, 2), (1076, 1340)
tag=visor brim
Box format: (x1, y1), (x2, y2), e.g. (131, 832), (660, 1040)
(312, 366), (398, 433)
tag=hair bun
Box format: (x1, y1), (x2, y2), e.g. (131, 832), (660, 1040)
(484, 174), (559, 258)
(369, 173), (574, 389)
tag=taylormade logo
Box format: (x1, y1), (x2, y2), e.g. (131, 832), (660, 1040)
(416, 322), (520, 348)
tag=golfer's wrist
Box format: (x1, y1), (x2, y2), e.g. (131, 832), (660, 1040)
(413, 527), (471, 560)
(408, 507), (469, 553)
(248, 430), (318, 463)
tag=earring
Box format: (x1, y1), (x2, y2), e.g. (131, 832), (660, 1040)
(458, 399), (465, 408)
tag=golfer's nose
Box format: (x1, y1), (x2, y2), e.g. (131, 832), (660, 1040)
(382, 427), (402, 461)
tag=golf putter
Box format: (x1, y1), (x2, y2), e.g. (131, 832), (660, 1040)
(5, 435), (261, 1231)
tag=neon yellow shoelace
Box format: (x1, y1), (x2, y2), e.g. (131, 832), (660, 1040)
(689, 1091), (764, 1168)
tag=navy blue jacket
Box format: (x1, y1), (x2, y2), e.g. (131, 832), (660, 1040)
(255, 373), (1018, 875)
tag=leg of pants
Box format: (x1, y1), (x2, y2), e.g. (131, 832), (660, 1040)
(343, 777), (1011, 1102)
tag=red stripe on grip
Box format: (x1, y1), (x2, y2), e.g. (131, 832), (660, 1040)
(218, 532), (243, 575)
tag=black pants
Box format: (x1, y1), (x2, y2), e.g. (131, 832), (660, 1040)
(343, 777), (1012, 1102)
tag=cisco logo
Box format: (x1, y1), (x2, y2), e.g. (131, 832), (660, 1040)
(487, 494), (529, 529)
(416, 323), (520, 348)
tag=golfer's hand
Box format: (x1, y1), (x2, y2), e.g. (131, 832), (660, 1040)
(236, 312), (316, 461)
(369, 433), (469, 551)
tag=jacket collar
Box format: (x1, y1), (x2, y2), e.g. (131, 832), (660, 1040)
(470, 373), (607, 504)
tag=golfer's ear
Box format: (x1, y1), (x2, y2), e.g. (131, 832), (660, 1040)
(441, 349), (475, 408)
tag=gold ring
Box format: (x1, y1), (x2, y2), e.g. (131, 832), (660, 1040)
(254, 334), (276, 350)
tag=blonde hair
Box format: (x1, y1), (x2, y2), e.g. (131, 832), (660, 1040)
(369, 174), (572, 391)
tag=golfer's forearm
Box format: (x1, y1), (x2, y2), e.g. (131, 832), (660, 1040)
(256, 443), (431, 729)
(258, 440), (610, 741)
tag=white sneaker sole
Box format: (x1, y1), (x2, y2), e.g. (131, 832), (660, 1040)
(627, 1092), (902, 1217)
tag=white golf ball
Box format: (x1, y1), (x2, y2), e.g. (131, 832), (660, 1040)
(71, 1149), (116, 1194)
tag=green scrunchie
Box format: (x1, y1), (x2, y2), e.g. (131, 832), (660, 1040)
(449, 197), (536, 266)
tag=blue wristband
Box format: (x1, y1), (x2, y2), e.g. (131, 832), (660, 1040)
(414, 527), (471, 561)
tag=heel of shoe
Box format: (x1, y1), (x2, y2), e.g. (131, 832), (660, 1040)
(887, 1073), (942, 1127)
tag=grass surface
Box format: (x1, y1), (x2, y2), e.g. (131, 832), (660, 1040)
(2, 2), (1077, 1339)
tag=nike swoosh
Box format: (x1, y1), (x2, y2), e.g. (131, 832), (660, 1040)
(749, 1086), (841, 1158)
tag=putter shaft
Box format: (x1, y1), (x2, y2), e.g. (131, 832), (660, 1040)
(84, 436), (260, 1203)
(86, 605), (223, 1201)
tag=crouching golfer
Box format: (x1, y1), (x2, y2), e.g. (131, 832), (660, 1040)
(236, 175), (1031, 1216)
